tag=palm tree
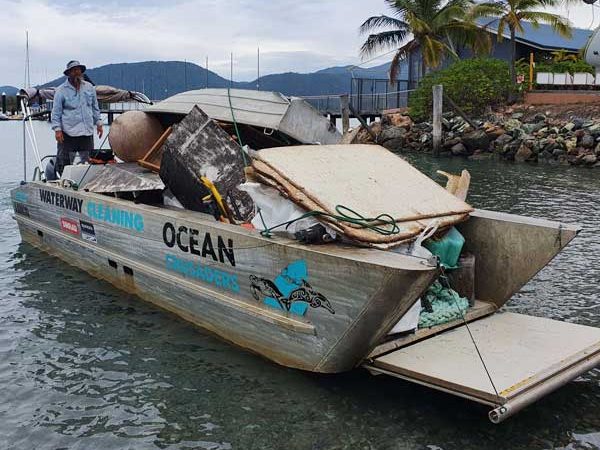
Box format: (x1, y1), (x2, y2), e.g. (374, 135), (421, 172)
(360, 0), (492, 82)
(474, 0), (572, 89)
(551, 48), (578, 62)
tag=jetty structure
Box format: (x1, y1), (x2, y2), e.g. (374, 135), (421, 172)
(10, 87), (600, 424)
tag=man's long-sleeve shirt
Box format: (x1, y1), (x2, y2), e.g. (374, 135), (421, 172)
(51, 79), (102, 136)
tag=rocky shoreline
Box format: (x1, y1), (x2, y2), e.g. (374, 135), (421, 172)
(357, 107), (600, 167)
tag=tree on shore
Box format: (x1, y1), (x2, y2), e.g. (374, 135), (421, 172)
(359, 0), (493, 82)
(473, 0), (572, 94)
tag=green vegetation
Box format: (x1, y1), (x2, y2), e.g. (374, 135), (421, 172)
(535, 59), (595, 75)
(514, 52), (595, 89)
(472, 0), (572, 94)
(408, 58), (511, 121)
(359, 0), (492, 81)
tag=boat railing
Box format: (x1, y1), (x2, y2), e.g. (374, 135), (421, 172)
(20, 97), (45, 182)
(32, 155), (57, 181)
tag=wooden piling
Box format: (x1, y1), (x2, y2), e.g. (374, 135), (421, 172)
(340, 94), (350, 134)
(432, 85), (443, 157)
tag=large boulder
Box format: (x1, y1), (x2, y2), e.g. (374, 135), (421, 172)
(581, 134), (595, 149)
(515, 144), (534, 162)
(108, 111), (164, 162)
(504, 118), (522, 132)
(461, 129), (490, 153)
(451, 143), (468, 156)
(381, 137), (406, 152)
(382, 113), (412, 129)
(379, 126), (407, 143)
(582, 154), (598, 165)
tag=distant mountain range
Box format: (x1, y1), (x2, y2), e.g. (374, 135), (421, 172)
(27, 60), (396, 100)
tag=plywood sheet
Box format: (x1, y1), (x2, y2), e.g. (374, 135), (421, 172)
(374, 312), (600, 402)
(254, 145), (473, 224)
(252, 158), (468, 245)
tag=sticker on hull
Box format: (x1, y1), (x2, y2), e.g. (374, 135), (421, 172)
(60, 217), (79, 235)
(80, 220), (97, 243)
(249, 260), (334, 316)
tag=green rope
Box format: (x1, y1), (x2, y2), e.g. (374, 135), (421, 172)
(227, 87), (249, 166)
(259, 204), (400, 238)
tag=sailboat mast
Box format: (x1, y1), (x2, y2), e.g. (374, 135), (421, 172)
(25, 31), (30, 88)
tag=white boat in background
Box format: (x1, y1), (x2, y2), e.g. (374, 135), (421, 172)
(9, 88), (600, 424)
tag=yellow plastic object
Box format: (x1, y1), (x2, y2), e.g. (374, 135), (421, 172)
(200, 176), (231, 222)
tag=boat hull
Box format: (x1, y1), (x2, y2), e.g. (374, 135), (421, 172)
(11, 182), (437, 373)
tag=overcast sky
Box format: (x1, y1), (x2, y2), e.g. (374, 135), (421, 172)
(0, 0), (596, 87)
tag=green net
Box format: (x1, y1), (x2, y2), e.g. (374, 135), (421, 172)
(418, 280), (469, 329)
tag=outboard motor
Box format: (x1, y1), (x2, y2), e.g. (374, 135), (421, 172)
(44, 157), (59, 181)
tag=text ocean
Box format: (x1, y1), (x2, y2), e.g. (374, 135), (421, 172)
(162, 222), (236, 267)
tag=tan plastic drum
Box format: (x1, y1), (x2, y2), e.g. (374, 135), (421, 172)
(108, 111), (164, 162)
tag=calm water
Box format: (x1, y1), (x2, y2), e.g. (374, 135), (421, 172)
(1, 121), (599, 449)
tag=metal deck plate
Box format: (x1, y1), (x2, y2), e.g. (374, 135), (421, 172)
(372, 312), (600, 404)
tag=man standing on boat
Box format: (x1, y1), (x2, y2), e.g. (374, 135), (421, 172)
(51, 60), (103, 174)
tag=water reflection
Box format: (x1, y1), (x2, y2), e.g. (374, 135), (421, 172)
(4, 239), (600, 449)
(1, 126), (600, 447)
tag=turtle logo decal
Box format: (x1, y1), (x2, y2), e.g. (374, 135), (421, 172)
(249, 260), (334, 316)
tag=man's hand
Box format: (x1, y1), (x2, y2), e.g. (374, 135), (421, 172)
(55, 130), (64, 144)
(97, 124), (103, 139)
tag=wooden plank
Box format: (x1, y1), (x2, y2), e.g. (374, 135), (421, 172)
(340, 94), (350, 134)
(432, 85), (442, 156)
(138, 126), (172, 172)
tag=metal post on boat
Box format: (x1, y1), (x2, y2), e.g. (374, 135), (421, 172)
(21, 97), (44, 181)
(22, 105), (26, 182)
(432, 84), (443, 157)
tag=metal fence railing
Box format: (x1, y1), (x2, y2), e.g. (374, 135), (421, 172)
(301, 90), (415, 116)
(300, 78), (418, 116)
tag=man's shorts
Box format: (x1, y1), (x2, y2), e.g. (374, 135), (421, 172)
(63, 133), (94, 154)
(57, 134), (93, 173)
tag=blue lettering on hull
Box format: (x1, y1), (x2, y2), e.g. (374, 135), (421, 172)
(14, 192), (28, 203)
(165, 254), (240, 294)
(86, 201), (144, 232)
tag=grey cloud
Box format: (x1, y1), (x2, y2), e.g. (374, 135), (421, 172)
(0, 0), (593, 87)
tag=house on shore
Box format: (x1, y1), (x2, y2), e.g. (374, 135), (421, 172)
(400, 19), (592, 87)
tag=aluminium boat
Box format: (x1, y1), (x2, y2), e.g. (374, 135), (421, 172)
(10, 88), (600, 423)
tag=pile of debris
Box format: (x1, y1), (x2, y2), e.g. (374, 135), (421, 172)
(245, 144), (473, 249)
(353, 109), (600, 167)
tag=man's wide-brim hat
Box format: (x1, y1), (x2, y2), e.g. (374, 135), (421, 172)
(63, 60), (86, 76)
